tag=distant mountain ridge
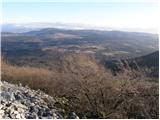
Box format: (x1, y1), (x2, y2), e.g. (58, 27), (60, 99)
(2, 23), (158, 34)
(2, 28), (159, 79)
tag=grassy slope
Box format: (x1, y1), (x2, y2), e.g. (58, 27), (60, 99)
(1, 54), (159, 119)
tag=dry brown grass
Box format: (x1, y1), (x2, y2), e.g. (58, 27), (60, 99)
(2, 59), (54, 92)
(1, 56), (159, 119)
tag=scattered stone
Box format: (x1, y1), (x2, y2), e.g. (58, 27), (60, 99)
(0, 81), (79, 119)
(67, 112), (79, 119)
(15, 113), (21, 119)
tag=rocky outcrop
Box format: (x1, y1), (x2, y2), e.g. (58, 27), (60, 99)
(0, 81), (79, 119)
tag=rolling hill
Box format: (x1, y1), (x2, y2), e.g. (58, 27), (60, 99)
(2, 28), (158, 66)
(105, 51), (159, 78)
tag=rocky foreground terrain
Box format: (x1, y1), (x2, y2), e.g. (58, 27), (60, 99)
(0, 81), (79, 119)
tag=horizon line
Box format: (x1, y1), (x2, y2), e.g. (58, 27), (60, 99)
(1, 22), (158, 34)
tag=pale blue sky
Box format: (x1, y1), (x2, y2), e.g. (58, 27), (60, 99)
(2, 1), (158, 30)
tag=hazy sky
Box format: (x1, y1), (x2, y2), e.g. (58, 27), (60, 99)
(2, 0), (158, 31)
